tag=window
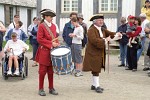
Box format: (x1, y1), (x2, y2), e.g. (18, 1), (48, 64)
(9, 7), (13, 23)
(62, 0), (78, 13)
(16, 6), (20, 15)
(4, 5), (20, 26)
(4, 5), (14, 26)
(99, 0), (118, 13)
(27, 9), (32, 27)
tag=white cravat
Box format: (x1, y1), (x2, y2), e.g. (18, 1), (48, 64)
(94, 25), (103, 38)
(44, 19), (52, 27)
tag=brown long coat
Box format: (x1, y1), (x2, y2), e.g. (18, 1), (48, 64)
(83, 25), (115, 73)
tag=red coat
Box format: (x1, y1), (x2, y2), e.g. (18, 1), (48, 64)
(35, 23), (57, 66)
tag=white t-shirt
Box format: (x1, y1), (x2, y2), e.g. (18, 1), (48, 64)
(140, 19), (149, 37)
(13, 28), (21, 39)
(72, 25), (84, 44)
(28, 23), (37, 36)
(4, 39), (29, 56)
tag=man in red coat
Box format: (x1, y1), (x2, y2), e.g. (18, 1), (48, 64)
(35, 9), (60, 96)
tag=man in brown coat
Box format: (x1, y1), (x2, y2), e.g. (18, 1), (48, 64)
(83, 14), (121, 93)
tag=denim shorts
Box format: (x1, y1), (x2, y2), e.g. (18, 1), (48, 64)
(71, 43), (82, 64)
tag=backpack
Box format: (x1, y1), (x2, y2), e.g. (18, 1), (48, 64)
(82, 34), (87, 47)
(81, 23), (87, 47)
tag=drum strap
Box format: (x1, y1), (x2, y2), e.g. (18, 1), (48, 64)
(43, 22), (55, 40)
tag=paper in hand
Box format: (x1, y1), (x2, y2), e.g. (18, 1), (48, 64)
(111, 33), (122, 41)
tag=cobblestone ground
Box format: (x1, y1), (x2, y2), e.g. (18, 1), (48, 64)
(0, 52), (150, 100)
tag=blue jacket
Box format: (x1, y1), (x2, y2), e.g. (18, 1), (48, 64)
(117, 24), (129, 45)
(30, 25), (38, 44)
(62, 21), (74, 47)
(5, 29), (28, 42)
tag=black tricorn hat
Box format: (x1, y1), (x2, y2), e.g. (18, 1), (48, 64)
(40, 9), (56, 17)
(90, 14), (104, 21)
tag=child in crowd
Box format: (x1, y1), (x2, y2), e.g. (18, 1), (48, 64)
(5, 21), (28, 42)
(69, 17), (84, 77)
(126, 15), (137, 47)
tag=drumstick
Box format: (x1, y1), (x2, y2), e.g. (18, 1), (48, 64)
(52, 38), (58, 42)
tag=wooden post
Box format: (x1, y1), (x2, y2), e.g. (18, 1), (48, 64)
(107, 41), (110, 74)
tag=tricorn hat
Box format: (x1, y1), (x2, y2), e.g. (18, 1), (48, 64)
(90, 14), (104, 21)
(40, 9), (56, 17)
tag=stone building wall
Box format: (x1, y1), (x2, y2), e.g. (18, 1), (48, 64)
(0, 0), (36, 7)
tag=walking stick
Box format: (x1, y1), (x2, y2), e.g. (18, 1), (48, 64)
(107, 41), (110, 74)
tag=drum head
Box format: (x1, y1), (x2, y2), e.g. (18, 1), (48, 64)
(51, 47), (70, 56)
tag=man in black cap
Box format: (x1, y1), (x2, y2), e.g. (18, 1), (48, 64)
(77, 13), (87, 58)
(35, 9), (60, 96)
(78, 13), (87, 48)
(83, 14), (121, 93)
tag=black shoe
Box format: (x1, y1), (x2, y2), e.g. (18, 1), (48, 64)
(95, 87), (103, 93)
(125, 68), (132, 70)
(38, 89), (46, 96)
(132, 69), (137, 72)
(49, 88), (58, 95)
(91, 85), (95, 90)
(143, 67), (150, 71)
(91, 85), (104, 91)
(118, 64), (125, 67)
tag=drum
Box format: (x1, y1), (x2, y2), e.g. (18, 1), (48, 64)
(51, 46), (72, 75)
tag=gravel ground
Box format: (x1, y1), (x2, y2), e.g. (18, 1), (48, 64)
(0, 52), (150, 100)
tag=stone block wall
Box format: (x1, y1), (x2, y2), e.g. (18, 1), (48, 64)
(0, 0), (36, 7)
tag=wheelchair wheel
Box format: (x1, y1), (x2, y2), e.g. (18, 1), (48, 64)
(148, 74), (150, 77)
(4, 75), (8, 80)
(2, 58), (8, 80)
(24, 56), (28, 77)
(21, 73), (25, 80)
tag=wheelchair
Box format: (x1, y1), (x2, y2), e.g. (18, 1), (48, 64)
(1, 52), (28, 80)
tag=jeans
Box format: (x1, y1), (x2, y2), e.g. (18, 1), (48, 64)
(32, 43), (39, 61)
(119, 43), (128, 65)
(137, 37), (146, 61)
(144, 38), (150, 67)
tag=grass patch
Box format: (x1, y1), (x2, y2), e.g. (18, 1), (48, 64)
(2, 39), (33, 52)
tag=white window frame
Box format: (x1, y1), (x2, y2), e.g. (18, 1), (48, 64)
(61, 0), (78, 13)
(99, 0), (118, 13)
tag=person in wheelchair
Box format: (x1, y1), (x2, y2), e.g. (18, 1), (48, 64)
(4, 32), (29, 75)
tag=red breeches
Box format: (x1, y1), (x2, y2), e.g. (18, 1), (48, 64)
(39, 64), (53, 90)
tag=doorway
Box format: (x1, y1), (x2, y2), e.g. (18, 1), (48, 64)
(27, 9), (32, 27)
